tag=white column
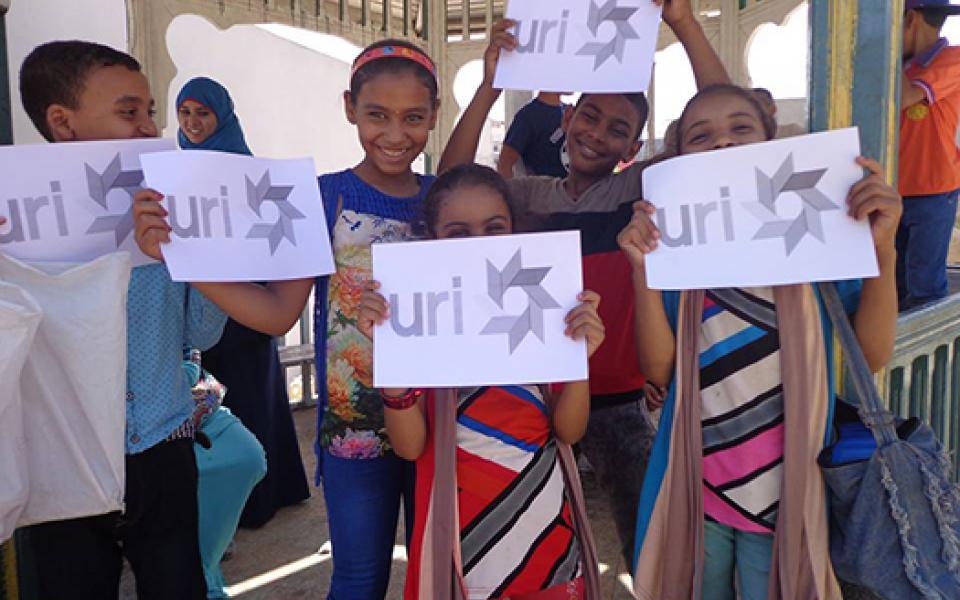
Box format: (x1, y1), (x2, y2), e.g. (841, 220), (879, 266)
(504, 90), (533, 130)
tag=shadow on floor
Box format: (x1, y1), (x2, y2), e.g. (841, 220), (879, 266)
(120, 406), (637, 599)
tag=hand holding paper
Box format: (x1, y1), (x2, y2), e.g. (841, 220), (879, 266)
(357, 280), (389, 341)
(616, 200), (661, 270)
(139, 150), (334, 282)
(657, 0), (695, 29)
(0, 138), (174, 265)
(564, 290), (606, 359)
(847, 157), (902, 261)
(492, 0), (661, 93)
(484, 19), (517, 87)
(640, 128), (881, 290)
(132, 188), (170, 262)
(372, 231), (587, 388)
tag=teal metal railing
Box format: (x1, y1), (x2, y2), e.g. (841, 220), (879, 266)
(884, 293), (960, 480)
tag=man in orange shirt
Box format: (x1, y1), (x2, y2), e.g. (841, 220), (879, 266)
(898, 0), (960, 309)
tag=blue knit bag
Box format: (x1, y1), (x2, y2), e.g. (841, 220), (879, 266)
(818, 283), (960, 600)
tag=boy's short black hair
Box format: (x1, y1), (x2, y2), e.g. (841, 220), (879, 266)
(349, 39), (439, 105)
(20, 40), (141, 141)
(575, 92), (650, 140)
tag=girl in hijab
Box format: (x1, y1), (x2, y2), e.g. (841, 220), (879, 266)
(176, 76), (309, 598)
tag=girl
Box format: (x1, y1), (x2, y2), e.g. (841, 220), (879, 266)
(176, 76), (303, 599)
(313, 39), (441, 598)
(177, 77), (310, 532)
(619, 84), (901, 600)
(356, 164), (605, 600)
(133, 40), (443, 597)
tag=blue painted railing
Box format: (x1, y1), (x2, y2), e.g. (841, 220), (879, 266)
(883, 293), (960, 480)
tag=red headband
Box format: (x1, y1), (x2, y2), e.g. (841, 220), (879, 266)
(351, 45), (436, 81)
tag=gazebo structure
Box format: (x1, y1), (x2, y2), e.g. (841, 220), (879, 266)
(5, 2), (960, 598)
(125, 0), (807, 160)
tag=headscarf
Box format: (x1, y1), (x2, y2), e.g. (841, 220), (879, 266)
(176, 77), (252, 156)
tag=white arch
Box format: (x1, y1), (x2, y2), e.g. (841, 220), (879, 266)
(745, 2), (809, 98)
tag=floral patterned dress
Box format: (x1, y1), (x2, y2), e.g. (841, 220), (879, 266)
(314, 169), (434, 461)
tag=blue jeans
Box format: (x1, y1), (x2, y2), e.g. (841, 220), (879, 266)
(896, 190), (959, 310)
(702, 520), (774, 600)
(320, 449), (414, 600)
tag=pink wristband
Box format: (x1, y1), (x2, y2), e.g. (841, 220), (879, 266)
(381, 388), (423, 410)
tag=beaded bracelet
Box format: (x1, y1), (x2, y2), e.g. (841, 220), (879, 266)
(381, 388), (423, 410)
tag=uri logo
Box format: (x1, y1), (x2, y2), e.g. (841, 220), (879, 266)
(576, 0), (641, 70)
(744, 154), (839, 255)
(514, 0), (640, 71)
(85, 153), (144, 246)
(480, 249), (561, 353)
(245, 171), (304, 254)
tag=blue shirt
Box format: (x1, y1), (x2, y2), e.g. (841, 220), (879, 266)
(124, 264), (227, 453)
(504, 98), (567, 178)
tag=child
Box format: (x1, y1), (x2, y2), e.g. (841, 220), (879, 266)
(132, 38), (442, 597)
(17, 41), (224, 599)
(497, 91), (568, 178)
(312, 39), (439, 597)
(619, 84), (901, 600)
(356, 164), (605, 600)
(174, 76), (277, 599)
(438, 0), (732, 565)
(897, 0), (960, 309)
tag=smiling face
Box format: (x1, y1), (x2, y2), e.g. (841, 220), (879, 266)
(345, 71), (437, 181)
(678, 92), (769, 155)
(432, 184), (513, 240)
(177, 99), (218, 144)
(563, 94), (643, 178)
(47, 65), (158, 142)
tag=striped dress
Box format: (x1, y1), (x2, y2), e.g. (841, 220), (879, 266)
(406, 386), (582, 600)
(699, 288), (783, 534)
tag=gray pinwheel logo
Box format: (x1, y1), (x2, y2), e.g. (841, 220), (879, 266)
(743, 154), (840, 255)
(480, 249), (562, 353)
(245, 171), (305, 255)
(85, 154), (144, 246)
(576, 0), (640, 70)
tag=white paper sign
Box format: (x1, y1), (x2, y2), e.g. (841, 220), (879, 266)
(141, 150), (335, 282)
(0, 138), (174, 266)
(493, 0), (661, 93)
(643, 128), (879, 290)
(373, 231), (587, 388)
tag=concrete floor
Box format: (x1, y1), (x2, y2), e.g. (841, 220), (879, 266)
(120, 406), (637, 599)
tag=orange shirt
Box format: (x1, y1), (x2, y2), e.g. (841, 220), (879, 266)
(899, 41), (960, 197)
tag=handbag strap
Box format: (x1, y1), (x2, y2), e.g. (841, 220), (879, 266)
(817, 282), (899, 446)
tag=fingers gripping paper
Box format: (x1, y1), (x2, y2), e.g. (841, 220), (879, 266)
(0, 285), (41, 542)
(0, 252), (131, 526)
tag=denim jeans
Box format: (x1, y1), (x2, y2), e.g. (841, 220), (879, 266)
(896, 190), (959, 310)
(320, 449), (414, 600)
(702, 520), (774, 600)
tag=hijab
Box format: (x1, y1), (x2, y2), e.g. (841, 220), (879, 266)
(176, 77), (252, 155)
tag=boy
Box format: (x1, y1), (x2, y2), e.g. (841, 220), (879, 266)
(898, 0), (960, 309)
(18, 41), (223, 599)
(439, 0), (730, 564)
(497, 90), (568, 178)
